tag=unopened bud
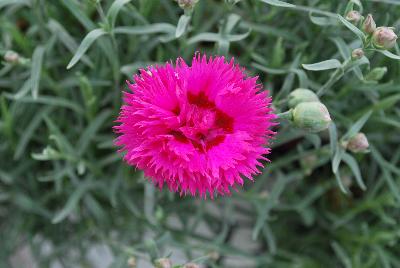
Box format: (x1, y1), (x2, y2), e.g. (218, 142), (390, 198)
(346, 133), (369, 153)
(127, 257), (136, 268)
(351, 48), (364, 60)
(363, 14), (376, 34)
(288, 88), (319, 109)
(176, 0), (199, 10)
(301, 154), (318, 176)
(341, 174), (352, 188)
(154, 258), (172, 268)
(372, 27), (398, 49)
(208, 251), (220, 261)
(346, 11), (361, 24)
(292, 102), (331, 133)
(4, 50), (19, 64)
(184, 263), (200, 268)
(365, 67), (387, 82)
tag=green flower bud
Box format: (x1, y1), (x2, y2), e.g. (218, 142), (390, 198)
(154, 258), (172, 268)
(372, 27), (398, 49)
(288, 88), (319, 109)
(208, 251), (220, 261)
(176, 0), (199, 10)
(365, 67), (387, 82)
(127, 257), (136, 268)
(4, 50), (19, 64)
(346, 133), (369, 153)
(301, 154), (318, 176)
(362, 14), (376, 34)
(351, 48), (364, 60)
(292, 102), (332, 133)
(346, 11), (361, 24)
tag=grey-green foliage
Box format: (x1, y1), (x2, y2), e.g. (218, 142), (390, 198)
(1, 0), (400, 267)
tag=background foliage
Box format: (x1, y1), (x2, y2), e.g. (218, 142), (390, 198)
(1, 0), (400, 267)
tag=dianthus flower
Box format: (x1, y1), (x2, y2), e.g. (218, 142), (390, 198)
(115, 54), (276, 197)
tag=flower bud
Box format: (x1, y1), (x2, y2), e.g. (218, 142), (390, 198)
(372, 27), (398, 49)
(176, 0), (199, 10)
(362, 14), (376, 34)
(4, 50), (20, 64)
(184, 263), (200, 268)
(127, 257), (136, 268)
(292, 102), (331, 133)
(301, 154), (318, 176)
(346, 11), (361, 24)
(208, 251), (220, 261)
(154, 258), (172, 268)
(288, 88), (319, 109)
(365, 67), (387, 82)
(346, 133), (369, 153)
(351, 48), (364, 60)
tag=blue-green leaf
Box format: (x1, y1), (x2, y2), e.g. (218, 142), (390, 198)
(176, 14), (191, 38)
(260, 0), (295, 8)
(114, 24), (176, 35)
(30, 46), (45, 99)
(67, 28), (107, 69)
(379, 50), (400, 60)
(342, 152), (367, 190)
(343, 110), (372, 140)
(107, 0), (131, 29)
(303, 59), (342, 71)
(337, 14), (366, 41)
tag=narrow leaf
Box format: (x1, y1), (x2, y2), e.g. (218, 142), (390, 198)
(342, 153), (367, 190)
(114, 24), (176, 35)
(379, 50), (400, 60)
(14, 107), (52, 160)
(343, 110), (372, 140)
(176, 14), (191, 38)
(309, 12), (338, 26)
(107, 0), (131, 29)
(260, 0), (295, 8)
(47, 19), (93, 67)
(329, 123), (338, 156)
(30, 46), (45, 99)
(188, 32), (221, 44)
(77, 110), (111, 155)
(337, 14), (366, 41)
(67, 28), (107, 69)
(331, 242), (352, 268)
(332, 146), (345, 173)
(0, 0), (31, 8)
(303, 59), (341, 71)
(52, 183), (92, 223)
(334, 172), (349, 194)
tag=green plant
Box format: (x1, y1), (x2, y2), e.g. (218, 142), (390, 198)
(1, 0), (400, 267)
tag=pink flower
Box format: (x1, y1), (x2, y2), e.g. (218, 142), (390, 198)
(114, 54), (276, 198)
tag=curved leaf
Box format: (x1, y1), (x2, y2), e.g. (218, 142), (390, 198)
(379, 50), (400, 60)
(337, 14), (366, 41)
(67, 28), (107, 69)
(342, 153), (367, 190)
(260, 0), (295, 7)
(303, 59), (341, 71)
(176, 14), (191, 38)
(107, 0), (131, 29)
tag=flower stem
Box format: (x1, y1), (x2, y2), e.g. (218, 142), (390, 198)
(277, 110), (293, 121)
(317, 58), (352, 97)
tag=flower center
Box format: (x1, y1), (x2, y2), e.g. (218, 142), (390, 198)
(169, 91), (234, 152)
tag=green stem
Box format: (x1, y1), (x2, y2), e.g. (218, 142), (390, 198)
(317, 58), (352, 97)
(277, 110), (293, 121)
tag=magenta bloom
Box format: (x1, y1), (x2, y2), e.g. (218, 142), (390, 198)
(115, 54), (276, 197)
